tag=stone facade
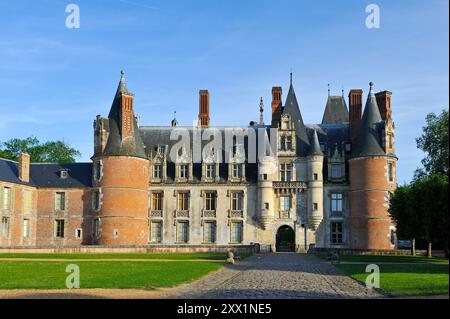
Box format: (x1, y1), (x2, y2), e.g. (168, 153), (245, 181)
(0, 73), (397, 251)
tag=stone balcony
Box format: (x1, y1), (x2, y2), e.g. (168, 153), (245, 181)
(273, 181), (307, 194)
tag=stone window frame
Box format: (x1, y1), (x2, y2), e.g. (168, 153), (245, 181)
(176, 220), (189, 243)
(203, 191), (217, 212)
(23, 218), (31, 239)
(92, 218), (100, 240)
(54, 191), (67, 212)
(330, 192), (344, 213)
(229, 220), (244, 244)
(176, 191), (190, 212)
(202, 220), (217, 244)
(150, 191), (164, 213)
(387, 161), (395, 183)
(93, 160), (104, 182)
(92, 189), (103, 212)
(279, 162), (294, 182)
(230, 191), (244, 212)
(54, 219), (65, 239)
(1, 216), (10, 239)
(149, 220), (163, 243)
(74, 228), (83, 240)
(22, 189), (32, 215)
(228, 143), (246, 182)
(1, 186), (13, 212)
(330, 221), (344, 245)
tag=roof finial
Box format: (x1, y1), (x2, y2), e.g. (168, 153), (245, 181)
(171, 111), (178, 127)
(342, 86), (344, 97)
(369, 81), (374, 95)
(120, 70), (125, 80)
(328, 83), (330, 96)
(290, 71), (293, 86)
(259, 97), (264, 125)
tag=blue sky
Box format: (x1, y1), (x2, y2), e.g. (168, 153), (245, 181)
(0, 0), (448, 183)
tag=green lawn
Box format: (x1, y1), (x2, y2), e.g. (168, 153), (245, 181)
(0, 260), (223, 290)
(319, 254), (449, 296)
(0, 252), (229, 260)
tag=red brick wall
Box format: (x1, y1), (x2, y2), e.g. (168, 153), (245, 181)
(97, 156), (149, 246)
(349, 157), (394, 250)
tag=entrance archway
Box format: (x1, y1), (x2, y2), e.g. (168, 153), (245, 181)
(276, 225), (295, 252)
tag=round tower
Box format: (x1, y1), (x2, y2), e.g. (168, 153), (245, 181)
(306, 130), (324, 230)
(93, 71), (150, 246)
(257, 156), (276, 230)
(349, 82), (396, 250)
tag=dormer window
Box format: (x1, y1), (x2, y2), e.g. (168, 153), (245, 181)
(60, 170), (69, 179)
(232, 164), (242, 178)
(206, 164), (215, 179)
(280, 135), (293, 151)
(331, 164), (342, 179)
(153, 164), (162, 179)
(179, 164), (189, 179)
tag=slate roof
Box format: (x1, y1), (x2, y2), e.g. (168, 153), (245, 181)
(307, 129), (324, 156)
(103, 72), (147, 159)
(352, 83), (386, 157)
(0, 158), (92, 188)
(281, 82), (310, 156)
(321, 95), (349, 125)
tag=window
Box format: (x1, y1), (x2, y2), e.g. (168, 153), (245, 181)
(177, 192), (189, 211)
(150, 221), (162, 243)
(55, 219), (65, 238)
(55, 192), (66, 211)
(331, 164), (342, 179)
(206, 164), (215, 179)
(331, 222), (343, 244)
(264, 202), (269, 210)
(388, 162), (394, 182)
(1, 217), (10, 238)
(23, 190), (32, 214)
(176, 222), (189, 243)
(95, 161), (102, 181)
(179, 164), (188, 178)
(331, 193), (343, 212)
(230, 221), (243, 243)
(153, 164), (162, 179)
(205, 192), (216, 211)
(280, 135), (292, 151)
(92, 219), (100, 239)
(313, 203), (318, 210)
(231, 192), (243, 211)
(232, 164), (242, 178)
(314, 173), (318, 181)
(388, 133), (394, 149)
(152, 192), (163, 211)
(75, 228), (82, 240)
(23, 219), (30, 238)
(203, 221), (216, 243)
(93, 191), (101, 211)
(60, 170), (68, 179)
(280, 196), (291, 212)
(2, 187), (11, 210)
(280, 163), (292, 182)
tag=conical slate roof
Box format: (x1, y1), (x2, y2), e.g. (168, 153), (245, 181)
(321, 95), (349, 124)
(308, 129), (323, 156)
(352, 82), (385, 157)
(103, 71), (147, 159)
(282, 78), (310, 156)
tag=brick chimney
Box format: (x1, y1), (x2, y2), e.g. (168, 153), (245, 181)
(271, 87), (282, 127)
(18, 152), (30, 183)
(198, 90), (210, 128)
(349, 89), (363, 143)
(375, 91), (392, 121)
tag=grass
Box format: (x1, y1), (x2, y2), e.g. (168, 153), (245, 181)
(317, 254), (449, 296)
(0, 252), (230, 260)
(0, 260), (223, 290)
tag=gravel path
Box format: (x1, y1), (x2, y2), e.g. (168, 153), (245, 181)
(0, 253), (383, 299)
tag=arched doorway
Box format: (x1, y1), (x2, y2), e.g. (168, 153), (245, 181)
(276, 225), (295, 252)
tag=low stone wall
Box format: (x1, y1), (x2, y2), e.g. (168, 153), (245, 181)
(0, 245), (257, 255)
(314, 247), (430, 256)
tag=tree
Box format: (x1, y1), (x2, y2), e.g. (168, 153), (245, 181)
(415, 109), (449, 179)
(0, 136), (81, 163)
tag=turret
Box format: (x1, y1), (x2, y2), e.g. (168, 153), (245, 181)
(349, 82), (396, 250)
(306, 130), (324, 230)
(257, 156), (277, 230)
(92, 71), (150, 246)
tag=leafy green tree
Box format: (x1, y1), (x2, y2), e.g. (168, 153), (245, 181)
(415, 109), (449, 179)
(0, 136), (81, 163)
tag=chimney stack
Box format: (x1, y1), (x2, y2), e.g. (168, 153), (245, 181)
(348, 89), (363, 143)
(271, 87), (282, 127)
(19, 152), (30, 183)
(198, 90), (210, 128)
(375, 91), (392, 121)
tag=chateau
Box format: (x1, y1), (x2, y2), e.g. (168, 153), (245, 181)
(0, 72), (397, 251)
